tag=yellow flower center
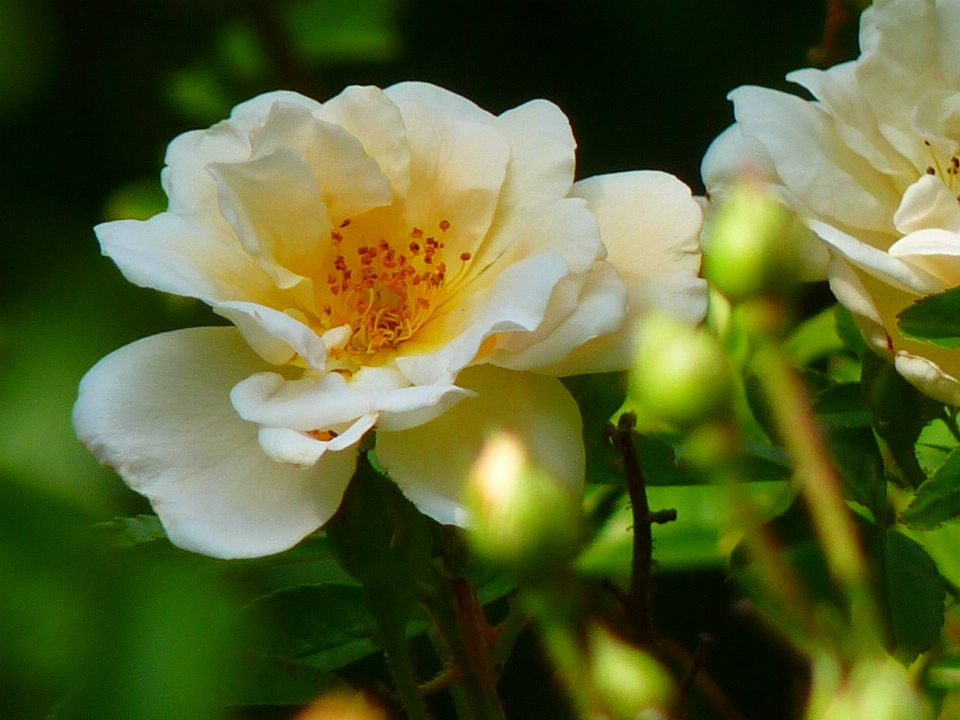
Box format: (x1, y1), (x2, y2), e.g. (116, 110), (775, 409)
(319, 218), (471, 358)
(923, 139), (960, 199)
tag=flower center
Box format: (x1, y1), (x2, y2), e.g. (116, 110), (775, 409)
(319, 218), (471, 358)
(923, 139), (960, 200)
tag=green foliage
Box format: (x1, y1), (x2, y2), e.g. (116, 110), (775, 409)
(901, 449), (960, 530)
(898, 287), (960, 349)
(0, 475), (245, 720)
(882, 530), (945, 663)
(280, 0), (401, 65)
(862, 351), (945, 488)
(326, 450), (434, 588)
(562, 373), (628, 485)
(243, 583), (403, 672)
(783, 305), (848, 367)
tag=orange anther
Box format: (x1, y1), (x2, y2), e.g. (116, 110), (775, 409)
(460, 252), (472, 262)
(439, 219), (450, 231)
(306, 429), (339, 442)
(410, 228), (423, 239)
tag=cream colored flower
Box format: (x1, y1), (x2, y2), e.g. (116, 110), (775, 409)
(74, 83), (705, 558)
(702, 0), (960, 405)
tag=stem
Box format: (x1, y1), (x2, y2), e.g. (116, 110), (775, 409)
(607, 412), (656, 646)
(366, 586), (434, 720)
(423, 576), (505, 720)
(751, 343), (880, 633)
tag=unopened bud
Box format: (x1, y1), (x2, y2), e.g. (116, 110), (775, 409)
(296, 691), (389, 720)
(466, 433), (581, 576)
(702, 181), (805, 301)
(808, 655), (932, 720)
(589, 624), (676, 719)
(630, 313), (735, 430)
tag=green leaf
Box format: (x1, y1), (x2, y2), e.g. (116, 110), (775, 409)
(562, 373), (627, 485)
(898, 286), (960, 349)
(862, 350), (943, 487)
(232, 656), (348, 706)
(242, 583), (423, 672)
(92, 514), (167, 547)
(901, 448), (960, 529)
(882, 530), (944, 663)
(93, 515), (343, 576)
(814, 382), (873, 429)
(326, 451), (434, 587)
(783, 305), (846, 367)
(835, 304), (867, 355)
(824, 426), (885, 522)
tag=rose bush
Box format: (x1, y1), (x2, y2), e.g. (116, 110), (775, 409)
(74, 82), (705, 558)
(702, 0), (960, 405)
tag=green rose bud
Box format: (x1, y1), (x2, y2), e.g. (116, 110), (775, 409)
(589, 624), (676, 719)
(702, 181), (805, 302)
(630, 313), (735, 430)
(466, 433), (581, 577)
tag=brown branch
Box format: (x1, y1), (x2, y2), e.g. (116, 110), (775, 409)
(605, 412), (675, 646)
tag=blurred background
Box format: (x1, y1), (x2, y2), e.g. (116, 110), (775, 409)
(0, 1), (832, 718)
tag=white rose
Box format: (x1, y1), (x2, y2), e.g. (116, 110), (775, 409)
(74, 83), (705, 558)
(702, 0), (960, 405)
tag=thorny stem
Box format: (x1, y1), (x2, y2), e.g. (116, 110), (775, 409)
(606, 412), (676, 647)
(370, 587), (434, 720)
(423, 576), (505, 720)
(751, 342), (881, 635)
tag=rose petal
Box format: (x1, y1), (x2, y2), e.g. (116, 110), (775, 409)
(253, 102), (393, 220)
(572, 170), (707, 324)
(214, 300), (328, 370)
(895, 351), (960, 406)
(388, 97), (510, 260)
(258, 413), (377, 467)
(888, 228), (960, 285)
(73, 327), (357, 559)
(385, 81), (495, 124)
(374, 364), (584, 525)
(95, 213), (281, 306)
(230, 364), (470, 432)
(893, 174), (960, 235)
(209, 149), (329, 287)
(318, 85), (412, 199)
(731, 85), (900, 234)
(492, 261), (628, 373)
(807, 218), (944, 294)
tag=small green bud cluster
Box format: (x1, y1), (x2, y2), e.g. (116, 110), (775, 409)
(465, 433), (581, 578)
(630, 313), (735, 431)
